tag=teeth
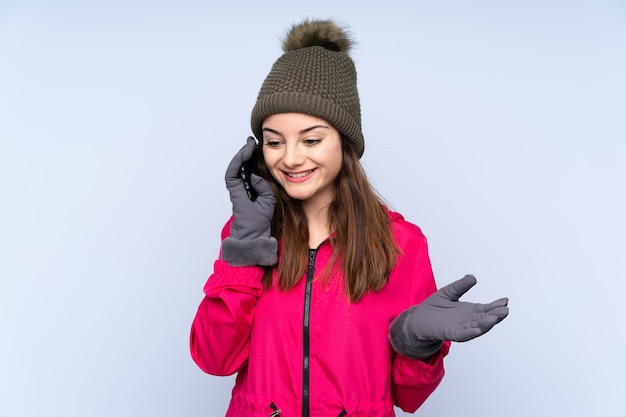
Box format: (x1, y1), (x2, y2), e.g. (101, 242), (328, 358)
(287, 170), (313, 178)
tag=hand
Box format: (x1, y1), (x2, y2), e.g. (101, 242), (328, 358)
(406, 275), (509, 343)
(225, 137), (275, 240)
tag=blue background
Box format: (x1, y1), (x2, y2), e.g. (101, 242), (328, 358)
(1, 1), (625, 416)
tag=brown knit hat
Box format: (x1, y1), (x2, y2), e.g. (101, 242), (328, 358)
(251, 19), (364, 158)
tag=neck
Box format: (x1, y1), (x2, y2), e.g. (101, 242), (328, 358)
(302, 200), (331, 249)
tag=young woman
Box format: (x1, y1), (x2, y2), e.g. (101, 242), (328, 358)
(190, 19), (509, 417)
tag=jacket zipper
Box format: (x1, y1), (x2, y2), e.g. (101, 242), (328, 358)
(302, 248), (316, 417)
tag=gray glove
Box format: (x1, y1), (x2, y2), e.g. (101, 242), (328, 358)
(221, 137), (277, 266)
(389, 275), (509, 359)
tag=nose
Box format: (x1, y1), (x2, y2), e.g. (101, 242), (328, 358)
(282, 142), (305, 168)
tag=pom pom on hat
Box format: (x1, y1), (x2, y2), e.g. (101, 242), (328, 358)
(251, 18), (364, 158)
(282, 19), (353, 54)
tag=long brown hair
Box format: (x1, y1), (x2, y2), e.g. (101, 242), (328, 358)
(258, 138), (399, 303)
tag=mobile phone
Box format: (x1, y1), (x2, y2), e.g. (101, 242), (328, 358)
(240, 146), (260, 201)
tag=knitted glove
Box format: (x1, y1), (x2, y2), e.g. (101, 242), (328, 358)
(221, 137), (277, 266)
(389, 275), (509, 359)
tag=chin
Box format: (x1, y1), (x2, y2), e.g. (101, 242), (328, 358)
(285, 191), (314, 201)
(282, 186), (314, 201)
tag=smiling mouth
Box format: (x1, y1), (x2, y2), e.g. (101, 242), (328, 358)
(285, 169), (315, 178)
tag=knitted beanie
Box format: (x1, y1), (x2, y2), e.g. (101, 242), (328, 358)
(251, 19), (364, 158)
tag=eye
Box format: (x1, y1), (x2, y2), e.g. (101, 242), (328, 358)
(264, 140), (283, 148)
(304, 138), (322, 146)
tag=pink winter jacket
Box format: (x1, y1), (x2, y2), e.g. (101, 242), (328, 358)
(190, 210), (450, 416)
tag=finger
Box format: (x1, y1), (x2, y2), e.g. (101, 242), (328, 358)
(473, 314), (499, 331)
(439, 274), (477, 301)
(483, 297), (509, 311)
(447, 316), (497, 343)
(250, 173), (273, 197)
(453, 327), (482, 342)
(225, 147), (246, 182)
(491, 306), (509, 323)
(243, 136), (257, 157)
(472, 297), (508, 315)
(225, 137), (257, 182)
(472, 309), (508, 334)
(250, 174), (276, 215)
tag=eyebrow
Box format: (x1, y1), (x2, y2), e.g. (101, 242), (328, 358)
(262, 125), (329, 135)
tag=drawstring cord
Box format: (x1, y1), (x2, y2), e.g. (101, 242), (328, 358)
(269, 402), (281, 416)
(269, 402), (346, 416)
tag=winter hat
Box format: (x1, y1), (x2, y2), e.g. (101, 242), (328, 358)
(251, 19), (364, 158)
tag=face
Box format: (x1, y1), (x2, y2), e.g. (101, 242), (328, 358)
(261, 113), (343, 209)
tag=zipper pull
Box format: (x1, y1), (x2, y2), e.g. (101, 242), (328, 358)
(269, 402), (281, 416)
(308, 249), (316, 271)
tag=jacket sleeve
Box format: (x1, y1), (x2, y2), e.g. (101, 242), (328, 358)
(390, 221), (451, 412)
(392, 341), (451, 412)
(189, 218), (265, 376)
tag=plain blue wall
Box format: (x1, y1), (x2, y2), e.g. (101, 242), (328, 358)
(1, 1), (625, 416)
